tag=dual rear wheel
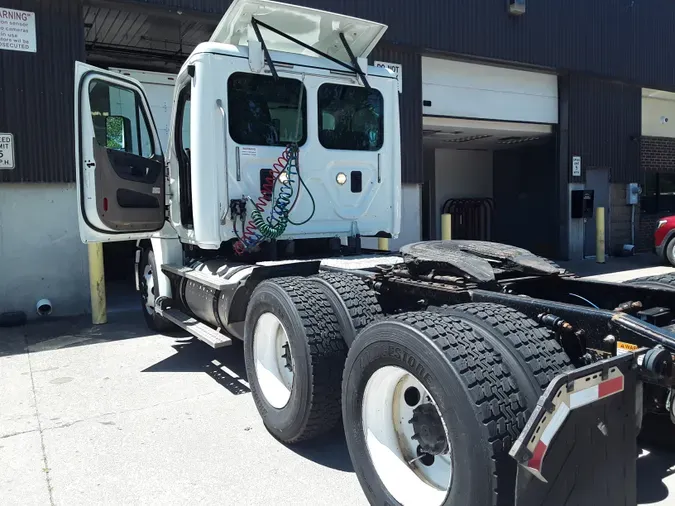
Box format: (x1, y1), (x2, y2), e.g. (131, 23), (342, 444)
(242, 271), (570, 506)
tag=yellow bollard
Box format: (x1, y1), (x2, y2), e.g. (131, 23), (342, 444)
(378, 237), (389, 251)
(88, 242), (107, 325)
(441, 213), (452, 240)
(596, 207), (605, 264)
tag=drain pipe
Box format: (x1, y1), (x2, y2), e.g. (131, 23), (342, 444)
(36, 299), (53, 317)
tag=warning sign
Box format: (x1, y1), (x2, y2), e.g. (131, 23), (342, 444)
(374, 61), (402, 93)
(616, 341), (639, 354)
(0, 134), (15, 170)
(0, 8), (36, 53)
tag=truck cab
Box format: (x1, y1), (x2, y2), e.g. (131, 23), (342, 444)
(74, 0), (401, 253)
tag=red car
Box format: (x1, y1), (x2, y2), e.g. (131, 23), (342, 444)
(655, 215), (675, 266)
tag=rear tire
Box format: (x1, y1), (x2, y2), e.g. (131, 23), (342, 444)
(438, 303), (572, 403)
(342, 311), (529, 506)
(244, 277), (347, 444)
(138, 248), (175, 333)
(626, 273), (675, 291)
(307, 272), (383, 347)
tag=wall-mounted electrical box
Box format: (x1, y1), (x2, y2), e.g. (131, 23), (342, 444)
(626, 182), (641, 205)
(571, 189), (595, 219)
(509, 0), (526, 15)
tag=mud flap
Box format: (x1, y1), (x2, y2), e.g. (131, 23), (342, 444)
(510, 353), (640, 506)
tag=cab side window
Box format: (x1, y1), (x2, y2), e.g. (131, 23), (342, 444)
(88, 79), (159, 183)
(227, 72), (307, 146)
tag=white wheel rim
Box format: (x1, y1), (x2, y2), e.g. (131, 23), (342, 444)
(143, 264), (155, 315)
(253, 312), (294, 409)
(362, 366), (452, 506)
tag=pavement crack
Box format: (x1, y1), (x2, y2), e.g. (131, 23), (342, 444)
(25, 335), (56, 506)
(41, 390), (219, 433)
(0, 428), (40, 440)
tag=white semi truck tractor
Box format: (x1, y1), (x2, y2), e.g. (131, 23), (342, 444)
(74, 1), (675, 504)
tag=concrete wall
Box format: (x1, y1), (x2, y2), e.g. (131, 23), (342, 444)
(362, 184), (422, 251)
(0, 184), (89, 319)
(434, 149), (493, 237)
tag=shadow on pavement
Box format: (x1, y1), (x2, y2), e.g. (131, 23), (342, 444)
(143, 336), (354, 472)
(0, 311), (158, 358)
(285, 425), (355, 473)
(637, 447), (675, 504)
(559, 253), (667, 277)
(142, 337), (251, 396)
(637, 414), (675, 504)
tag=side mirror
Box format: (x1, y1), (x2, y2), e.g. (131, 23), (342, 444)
(105, 115), (132, 152)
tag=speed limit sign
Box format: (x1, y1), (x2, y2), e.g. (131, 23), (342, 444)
(0, 133), (15, 170)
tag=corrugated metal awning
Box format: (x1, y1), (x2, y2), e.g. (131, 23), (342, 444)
(83, 3), (218, 68)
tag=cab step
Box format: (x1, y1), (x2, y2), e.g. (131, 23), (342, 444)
(158, 306), (233, 349)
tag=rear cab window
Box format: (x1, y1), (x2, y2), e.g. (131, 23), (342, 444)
(318, 83), (384, 151)
(227, 72), (307, 146)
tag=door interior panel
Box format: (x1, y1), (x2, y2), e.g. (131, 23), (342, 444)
(105, 148), (163, 184)
(92, 140), (164, 230)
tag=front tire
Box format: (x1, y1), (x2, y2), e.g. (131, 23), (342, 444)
(138, 248), (175, 333)
(342, 311), (529, 506)
(665, 238), (675, 267)
(244, 277), (347, 444)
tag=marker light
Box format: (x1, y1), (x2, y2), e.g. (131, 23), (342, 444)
(336, 172), (347, 185)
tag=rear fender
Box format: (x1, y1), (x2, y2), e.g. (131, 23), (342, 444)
(511, 353), (640, 506)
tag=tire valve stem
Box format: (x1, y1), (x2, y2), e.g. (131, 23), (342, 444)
(408, 452), (426, 465)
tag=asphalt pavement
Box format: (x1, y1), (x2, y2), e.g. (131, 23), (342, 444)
(1, 256), (675, 505)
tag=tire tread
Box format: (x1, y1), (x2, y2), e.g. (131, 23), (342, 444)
(443, 302), (572, 392)
(627, 273), (675, 287)
(387, 311), (529, 505)
(314, 271), (383, 339)
(263, 277), (347, 443)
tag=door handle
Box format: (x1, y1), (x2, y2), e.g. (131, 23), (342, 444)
(86, 161), (95, 168)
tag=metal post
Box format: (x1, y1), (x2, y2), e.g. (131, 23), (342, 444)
(378, 238), (389, 251)
(88, 242), (107, 325)
(596, 207), (605, 264)
(441, 213), (452, 240)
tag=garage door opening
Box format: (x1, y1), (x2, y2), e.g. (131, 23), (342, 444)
(424, 117), (558, 257)
(421, 56), (560, 257)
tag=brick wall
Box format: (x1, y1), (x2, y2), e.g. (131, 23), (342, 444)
(637, 136), (675, 251)
(610, 184), (634, 253)
(641, 136), (675, 173)
(638, 214), (659, 251)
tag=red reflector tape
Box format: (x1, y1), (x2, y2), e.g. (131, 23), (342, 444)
(598, 375), (624, 398)
(526, 401), (570, 473)
(570, 374), (624, 409)
(528, 441), (546, 472)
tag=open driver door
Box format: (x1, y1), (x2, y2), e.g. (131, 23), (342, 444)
(75, 62), (166, 243)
